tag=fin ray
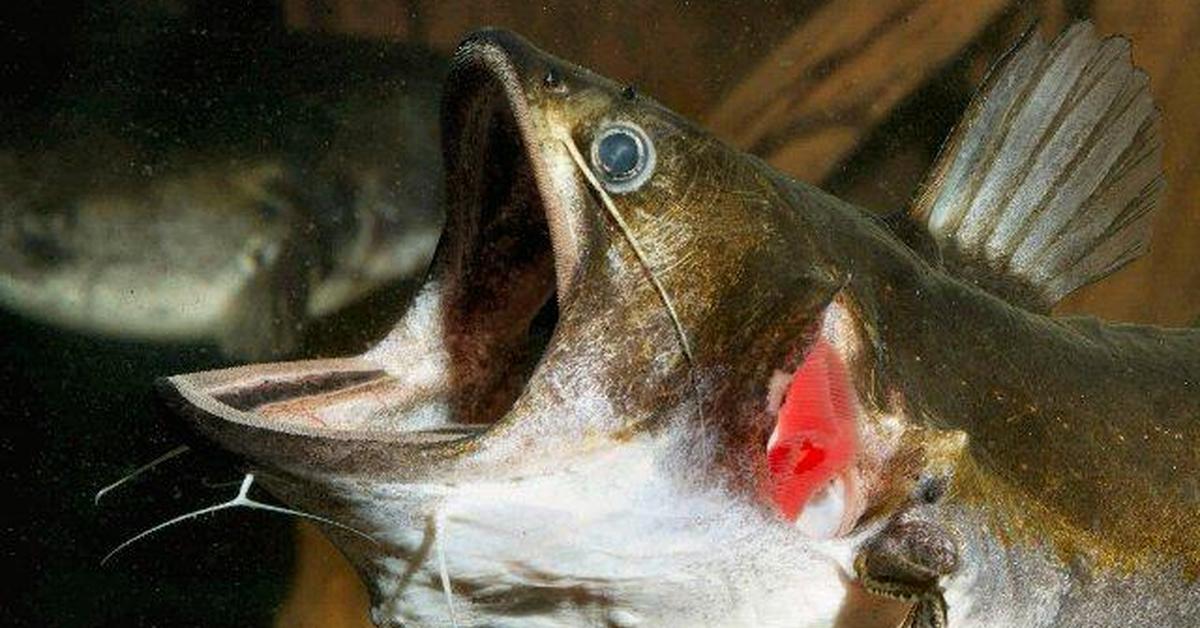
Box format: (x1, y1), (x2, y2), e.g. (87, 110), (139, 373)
(911, 22), (1163, 310)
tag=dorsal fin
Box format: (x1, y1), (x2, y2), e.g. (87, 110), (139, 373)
(909, 22), (1164, 312)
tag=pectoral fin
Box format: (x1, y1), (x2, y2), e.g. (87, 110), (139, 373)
(909, 22), (1163, 312)
(901, 597), (949, 628)
(855, 508), (958, 628)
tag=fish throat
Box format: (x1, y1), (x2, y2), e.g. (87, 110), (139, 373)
(438, 49), (564, 427)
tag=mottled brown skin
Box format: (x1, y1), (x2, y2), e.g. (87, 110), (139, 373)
(772, 170), (1200, 573)
(160, 29), (1199, 626)
(863, 257), (1200, 572)
(510, 42), (1200, 574)
(441, 28), (1200, 589)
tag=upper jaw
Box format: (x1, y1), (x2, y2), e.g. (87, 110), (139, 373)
(440, 29), (586, 298)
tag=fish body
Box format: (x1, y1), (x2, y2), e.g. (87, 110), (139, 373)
(153, 24), (1197, 627)
(0, 32), (446, 358)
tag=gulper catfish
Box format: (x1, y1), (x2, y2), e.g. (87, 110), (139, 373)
(0, 33), (445, 359)
(146, 23), (1198, 627)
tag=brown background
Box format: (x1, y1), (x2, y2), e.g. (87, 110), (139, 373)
(273, 1), (1200, 625)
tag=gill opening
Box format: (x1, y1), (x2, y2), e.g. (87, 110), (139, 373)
(100, 472), (378, 566)
(560, 136), (707, 431)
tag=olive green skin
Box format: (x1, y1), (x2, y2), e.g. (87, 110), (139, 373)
(470, 30), (1200, 600)
(481, 29), (1200, 573)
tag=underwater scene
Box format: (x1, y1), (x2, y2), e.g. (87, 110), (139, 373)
(4, 1), (1198, 626)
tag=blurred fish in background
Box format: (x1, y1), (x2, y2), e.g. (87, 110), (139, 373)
(0, 0), (446, 360)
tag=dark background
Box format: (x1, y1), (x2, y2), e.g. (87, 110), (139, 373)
(1, 309), (292, 627)
(3, 3), (297, 626)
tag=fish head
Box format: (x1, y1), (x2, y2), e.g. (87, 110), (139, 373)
(304, 68), (447, 320)
(159, 29), (906, 626)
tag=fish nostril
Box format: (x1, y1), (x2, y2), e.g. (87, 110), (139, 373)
(917, 475), (948, 504)
(543, 69), (567, 94)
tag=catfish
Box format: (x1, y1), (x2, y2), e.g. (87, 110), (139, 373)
(0, 32), (445, 359)
(144, 23), (1197, 627)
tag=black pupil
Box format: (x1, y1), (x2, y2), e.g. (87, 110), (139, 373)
(598, 131), (641, 179)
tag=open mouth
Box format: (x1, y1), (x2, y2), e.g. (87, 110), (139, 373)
(434, 43), (565, 428)
(432, 40), (576, 432)
(160, 41), (570, 451)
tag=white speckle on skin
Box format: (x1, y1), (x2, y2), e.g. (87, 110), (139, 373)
(607, 609), (642, 627)
(308, 436), (858, 627)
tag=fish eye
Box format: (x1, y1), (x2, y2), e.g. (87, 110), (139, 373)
(590, 122), (655, 194)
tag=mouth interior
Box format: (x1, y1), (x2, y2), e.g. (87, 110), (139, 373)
(172, 51), (564, 442)
(436, 52), (561, 428)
